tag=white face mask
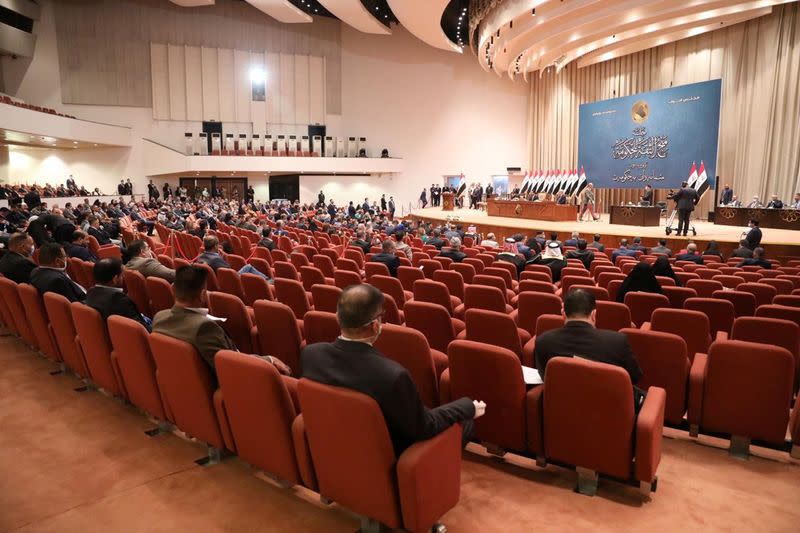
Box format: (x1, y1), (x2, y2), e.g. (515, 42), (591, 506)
(29, 245), (35, 256)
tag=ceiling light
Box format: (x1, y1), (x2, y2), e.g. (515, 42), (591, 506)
(73, 141), (78, 144)
(249, 66), (267, 83)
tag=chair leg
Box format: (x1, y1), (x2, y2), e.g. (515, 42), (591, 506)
(144, 420), (174, 437)
(194, 445), (222, 466)
(575, 467), (598, 496)
(431, 524), (447, 533)
(535, 455), (547, 468)
(689, 424), (699, 437)
(729, 435), (751, 460)
(639, 478), (657, 499)
(791, 444), (800, 460)
(49, 362), (66, 375)
(358, 516), (387, 533)
(483, 443), (506, 457)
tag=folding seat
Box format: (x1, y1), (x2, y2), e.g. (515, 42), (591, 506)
(683, 297), (735, 337)
(624, 292), (670, 327)
(299, 266), (332, 292)
(731, 316), (800, 391)
(711, 289), (756, 318)
(295, 245), (317, 262)
(413, 279), (461, 316)
(535, 314), (566, 336)
(297, 379), (463, 533)
(607, 279), (624, 302)
(566, 286), (608, 301)
(107, 316), (169, 422)
(334, 269), (362, 289)
(319, 248), (338, 263)
(476, 254), (495, 268)
(773, 295), (800, 308)
(460, 285), (513, 317)
(207, 292), (257, 354)
(303, 311), (340, 344)
(214, 351), (306, 486)
(381, 294), (404, 325)
(432, 256), (453, 270)
(364, 262), (390, 280)
(777, 275), (800, 290)
(432, 269), (465, 301)
(395, 266), (422, 292)
(253, 300), (304, 375)
(336, 257), (362, 276)
(597, 272), (626, 290)
(688, 340), (794, 457)
(758, 269), (782, 279)
(70, 302), (125, 397)
(17, 284), (61, 362)
(559, 276), (595, 299)
(417, 259), (441, 279)
(757, 304), (800, 330)
(737, 271), (763, 283)
(274, 278), (312, 321)
(146, 276), (175, 315)
(658, 286), (695, 309)
(621, 262), (637, 275)
(194, 262), (219, 291)
(622, 328), (689, 425)
(290, 253), (310, 271)
(310, 284), (342, 313)
(119, 269), (152, 318)
(696, 268), (721, 280)
(645, 309), (715, 361)
(226, 254), (247, 272)
(561, 267), (590, 279)
(374, 324), (446, 408)
(595, 301), (633, 331)
(463, 257), (485, 274)
(592, 265), (620, 281)
(675, 271), (700, 285)
(511, 292), (562, 336)
(472, 274), (514, 303)
(312, 254), (336, 278)
(149, 333), (227, 460)
(711, 275), (745, 289)
(343, 248), (365, 269)
(216, 267), (246, 301)
(681, 263), (703, 273)
(516, 279), (556, 295)
(404, 301), (464, 353)
(460, 309), (532, 362)
(525, 263), (553, 281)
(274, 261), (301, 282)
(685, 279), (724, 298)
(760, 278), (793, 296)
(43, 293), (90, 378)
(370, 275), (412, 309)
(736, 282), (777, 307)
(484, 266), (519, 291)
(655, 276), (676, 287)
(530, 357), (665, 495)
(520, 271), (553, 284)
(779, 266), (800, 276)
(240, 273), (274, 306)
(451, 262), (476, 284)
(492, 261), (519, 283)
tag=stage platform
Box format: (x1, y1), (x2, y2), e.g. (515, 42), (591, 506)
(409, 206), (800, 259)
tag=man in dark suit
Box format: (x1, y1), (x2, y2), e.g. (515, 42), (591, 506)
(730, 239), (753, 259)
(370, 239), (402, 278)
(629, 237), (647, 253)
(675, 243), (704, 264)
(0, 233), (37, 283)
(766, 195), (784, 209)
(672, 182), (699, 236)
(564, 232), (580, 248)
(611, 239), (637, 263)
(153, 265), (291, 378)
(426, 229), (446, 250)
(565, 239), (595, 270)
(534, 289), (644, 407)
(738, 247), (771, 269)
(302, 284), (484, 455)
(588, 234), (605, 252)
(351, 231), (372, 255)
(195, 235), (231, 271)
(65, 230), (97, 262)
(745, 219), (762, 250)
(87, 215), (113, 246)
(720, 184), (733, 205)
(439, 237), (466, 263)
(30, 242), (86, 302)
(86, 259), (150, 329)
(640, 184), (654, 205)
(23, 188), (41, 209)
(650, 239), (672, 257)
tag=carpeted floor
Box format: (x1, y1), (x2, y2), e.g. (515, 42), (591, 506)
(1, 334), (798, 533)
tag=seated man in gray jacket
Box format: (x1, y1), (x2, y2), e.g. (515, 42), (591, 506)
(125, 239), (176, 283)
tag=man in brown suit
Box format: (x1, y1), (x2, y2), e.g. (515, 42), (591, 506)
(152, 265), (290, 377)
(125, 240), (176, 282)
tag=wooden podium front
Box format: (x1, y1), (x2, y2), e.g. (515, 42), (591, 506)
(486, 199), (577, 221)
(442, 192), (455, 211)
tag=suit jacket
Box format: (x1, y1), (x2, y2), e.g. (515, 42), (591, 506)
(730, 246), (753, 259)
(88, 226), (112, 246)
(30, 267), (86, 302)
(352, 239), (371, 255)
(673, 187), (699, 211)
(427, 237), (446, 250)
(534, 321), (642, 384)
(565, 249), (595, 270)
(66, 243), (97, 262)
(0, 251), (37, 284)
(641, 189), (654, 204)
(302, 338), (474, 455)
(152, 306), (236, 375)
(588, 241), (605, 252)
(370, 253), (401, 278)
(675, 253), (704, 264)
(650, 245), (672, 257)
(126, 256), (176, 282)
(439, 249), (466, 263)
(738, 258), (771, 269)
(196, 252), (230, 271)
(745, 227), (762, 249)
(721, 188), (733, 205)
(86, 286), (149, 328)
(611, 247), (637, 263)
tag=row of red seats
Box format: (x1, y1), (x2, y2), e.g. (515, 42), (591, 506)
(1, 95), (77, 119)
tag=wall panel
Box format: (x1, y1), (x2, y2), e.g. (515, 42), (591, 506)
(266, 52), (281, 124)
(201, 47), (220, 121)
(217, 48), (236, 122)
(294, 55), (310, 126)
(309, 56), (325, 124)
(279, 54), (295, 125)
(167, 44), (186, 121)
(150, 43), (170, 120)
(234, 49), (251, 123)
(184, 45), (203, 121)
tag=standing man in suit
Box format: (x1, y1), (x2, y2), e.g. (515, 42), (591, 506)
(125, 240), (176, 282)
(720, 184), (734, 205)
(86, 259), (150, 329)
(370, 239), (402, 278)
(534, 289), (644, 408)
(30, 243), (86, 302)
(153, 265), (290, 378)
(317, 190), (325, 207)
(0, 233), (37, 283)
(388, 196), (396, 219)
(744, 219), (762, 250)
(485, 183), (494, 199)
(672, 181), (699, 237)
(302, 284), (485, 455)
(640, 184), (654, 205)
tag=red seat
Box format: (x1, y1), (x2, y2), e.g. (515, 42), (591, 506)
(290, 253), (310, 271)
(374, 324), (446, 408)
(274, 261), (301, 281)
(193, 262), (218, 291)
(622, 328), (690, 425)
(336, 257), (362, 276)
(773, 295), (800, 308)
(107, 316), (169, 422)
(413, 279), (461, 316)
(300, 266), (333, 292)
(226, 254), (247, 271)
(303, 311), (340, 344)
(381, 294), (404, 325)
(731, 316), (800, 392)
(70, 302), (125, 397)
(472, 274), (514, 303)
(343, 248), (365, 269)
(275, 278), (312, 320)
(595, 301), (633, 331)
(483, 266), (519, 292)
(17, 283), (61, 363)
(451, 262), (476, 284)
(312, 254), (336, 278)
(711, 275), (745, 289)
(712, 290), (756, 317)
(685, 279), (724, 298)
(655, 276), (676, 287)
(525, 263), (553, 281)
(253, 300), (305, 374)
(432, 269), (465, 301)
(365, 262), (391, 280)
(240, 273), (274, 305)
(207, 292), (257, 354)
(756, 304), (800, 329)
(217, 268), (246, 301)
(511, 292), (562, 336)
(688, 340), (794, 455)
(777, 275), (800, 290)
(760, 278), (794, 296)
(597, 272), (626, 290)
(646, 308), (715, 362)
(432, 256), (453, 269)
(569, 284), (609, 301)
(684, 297), (735, 337)
(215, 351), (305, 486)
(248, 257), (274, 279)
(737, 271), (764, 283)
(675, 272), (700, 285)
(737, 282), (777, 307)
(660, 286), (697, 308)
(146, 276), (175, 315)
(334, 269), (362, 289)
(398, 266), (425, 292)
(696, 268), (721, 280)
(403, 301), (464, 353)
(148, 333), (227, 456)
(516, 279), (556, 295)
(310, 284), (342, 313)
(42, 293), (90, 378)
(624, 292), (670, 327)
(461, 308), (532, 362)
(123, 269), (152, 318)
(460, 285), (512, 316)
(371, 275), (412, 309)
(297, 379), (462, 532)
(492, 261), (519, 283)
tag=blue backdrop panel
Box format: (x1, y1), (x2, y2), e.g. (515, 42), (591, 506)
(578, 80), (721, 189)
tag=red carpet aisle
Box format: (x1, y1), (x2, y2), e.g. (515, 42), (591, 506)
(1, 334), (798, 532)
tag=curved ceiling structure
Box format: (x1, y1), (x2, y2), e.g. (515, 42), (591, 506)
(244, 0), (313, 23)
(318, 0), (391, 34)
(387, 0), (463, 53)
(473, 0), (795, 79)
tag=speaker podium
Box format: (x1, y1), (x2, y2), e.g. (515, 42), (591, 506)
(442, 192), (455, 211)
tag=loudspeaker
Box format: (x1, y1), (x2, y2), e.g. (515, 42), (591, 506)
(202, 121), (222, 154)
(309, 124), (326, 157)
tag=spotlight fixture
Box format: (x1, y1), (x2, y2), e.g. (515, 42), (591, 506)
(249, 66), (267, 83)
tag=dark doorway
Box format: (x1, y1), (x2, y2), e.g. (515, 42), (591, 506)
(202, 121), (223, 154)
(269, 175), (299, 202)
(180, 177), (247, 202)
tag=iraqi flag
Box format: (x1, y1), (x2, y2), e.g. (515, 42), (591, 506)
(456, 174), (466, 197)
(574, 166), (588, 196)
(520, 170), (532, 194)
(695, 161), (710, 198)
(531, 170), (543, 193)
(540, 170), (552, 194)
(565, 169), (579, 195)
(551, 170), (564, 194)
(686, 162), (698, 189)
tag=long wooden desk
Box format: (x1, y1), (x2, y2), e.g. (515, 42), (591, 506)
(487, 199), (577, 221)
(609, 206), (661, 226)
(714, 206), (800, 230)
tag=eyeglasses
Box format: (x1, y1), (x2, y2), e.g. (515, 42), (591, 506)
(358, 311), (384, 328)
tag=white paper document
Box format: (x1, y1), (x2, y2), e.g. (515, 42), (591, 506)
(522, 365), (543, 386)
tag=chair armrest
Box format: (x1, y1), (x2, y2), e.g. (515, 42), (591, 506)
(635, 386), (665, 484)
(510, 309), (519, 326)
(397, 424), (462, 533)
(714, 331), (729, 342)
(212, 389), (236, 453)
(522, 337), (536, 367)
(640, 322), (652, 331)
(525, 385), (545, 456)
(438, 368), (451, 405)
(291, 415), (319, 491)
(687, 353), (708, 428)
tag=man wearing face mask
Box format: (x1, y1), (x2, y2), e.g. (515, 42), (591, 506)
(0, 233), (37, 283)
(153, 265), (291, 379)
(125, 240), (176, 282)
(30, 242), (86, 302)
(301, 284), (486, 455)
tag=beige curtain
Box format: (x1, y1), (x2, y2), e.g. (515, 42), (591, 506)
(526, 3), (800, 217)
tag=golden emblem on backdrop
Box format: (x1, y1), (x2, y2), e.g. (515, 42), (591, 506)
(631, 101), (650, 124)
(717, 207), (736, 220)
(514, 204), (523, 216)
(780, 210), (800, 223)
(620, 207), (636, 218)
